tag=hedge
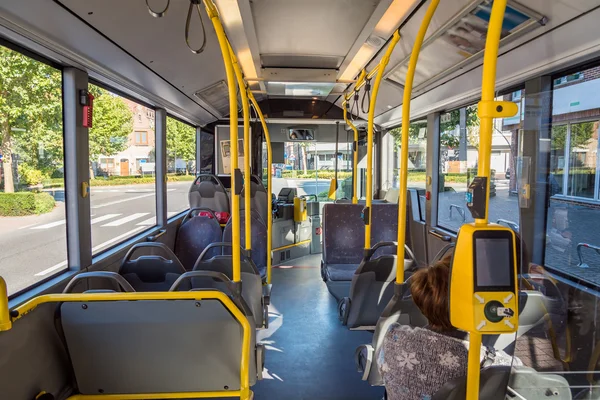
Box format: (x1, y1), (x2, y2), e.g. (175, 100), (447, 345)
(0, 192), (55, 216)
(42, 174), (196, 188)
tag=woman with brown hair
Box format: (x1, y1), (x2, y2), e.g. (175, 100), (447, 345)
(377, 252), (518, 400)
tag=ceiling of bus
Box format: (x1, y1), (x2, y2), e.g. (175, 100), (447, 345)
(1, 0), (598, 128)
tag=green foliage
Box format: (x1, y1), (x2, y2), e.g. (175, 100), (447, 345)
(166, 117), (195, 173)
(552, 123), (594, 151)
(0, 192), (55, 216)
(88, 174), (195, 187)
(88, 85), (133, 161)
(0, 46), (63, 192)
(18, 163), (44, 186)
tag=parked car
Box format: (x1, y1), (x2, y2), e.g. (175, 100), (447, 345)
(505, 169), (510, 179)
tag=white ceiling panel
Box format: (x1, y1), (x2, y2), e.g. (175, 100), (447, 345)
(251, 0), (380, 59)
(59, 0), (227, 116)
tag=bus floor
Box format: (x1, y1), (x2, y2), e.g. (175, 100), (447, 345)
(252, 254), (385, 400)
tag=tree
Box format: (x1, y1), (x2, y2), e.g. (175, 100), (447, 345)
(0, 46), (62, 192)
(166, 117), (195, 174)
(88, 86), (133, 165)
(552, 123), (594, 152)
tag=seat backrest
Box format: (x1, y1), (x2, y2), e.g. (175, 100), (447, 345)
(240, 178), (268, 225)
(223, 214), (268, 277)
(60, 298), (256, 394)
(378, 325), (469, 400)
(119, 243), (186, 292)
(193, 257), (263, 326)
(175, 211), (222, 270)
(188, 174), (230, 214)
(323, 203), (365, 265)
(371, 204), (400, 258)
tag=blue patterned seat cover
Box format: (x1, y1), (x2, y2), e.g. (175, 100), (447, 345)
(323, 204), (365, 265)
(371, 204), (399, 258)
(223, 213), (268, 278)
(175, 215), (222, 270)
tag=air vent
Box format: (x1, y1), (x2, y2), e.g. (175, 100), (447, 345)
(194, 80), (229, 117)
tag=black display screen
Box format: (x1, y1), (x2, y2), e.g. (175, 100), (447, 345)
(474, 233), (514, 291)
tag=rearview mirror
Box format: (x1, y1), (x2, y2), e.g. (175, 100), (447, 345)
(287, 127), (316, 141)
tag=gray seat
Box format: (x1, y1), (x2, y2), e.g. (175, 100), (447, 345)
(223, 213), (268, 279)
(59, 293), (260, 396)
(188, 174), (230, 216)
(321, 203), (365, 300)
(175, 208), (222, 270)
(339, 242), (417, 329)
(355, 279), (428, 385)
(192, 243), (268, 329)
(119, 242), (186, 292)
(239, 175), (269, 225)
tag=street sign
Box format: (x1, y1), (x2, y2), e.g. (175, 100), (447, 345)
(140, 159), (147, 164)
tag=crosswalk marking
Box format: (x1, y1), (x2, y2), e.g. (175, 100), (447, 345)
(101, 213), (149, 227)
(31, 220), (66, 230)
(90, 214), (121, 225)
(136, 212), (179, 226)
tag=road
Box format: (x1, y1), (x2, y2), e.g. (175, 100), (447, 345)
(0, 181), (190, 295)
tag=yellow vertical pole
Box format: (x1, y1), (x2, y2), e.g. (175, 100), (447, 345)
(466, 2), (512, 400)
(0, 277), (11, 331)
(343, 103), (359, 204)
(475, 0), (510, 227)
(229, 45), (252, 251)
(203, 0), (241, 284)
(248, 93), (273, 284)
(396, 0), (440, 283)
(364, 31), (401, 250)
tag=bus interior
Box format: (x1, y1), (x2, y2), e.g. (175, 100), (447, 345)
(1, 0), (600, 399)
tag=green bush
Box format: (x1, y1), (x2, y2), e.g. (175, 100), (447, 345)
(0, 192), (55, 216)
(18, 164), (45, 186)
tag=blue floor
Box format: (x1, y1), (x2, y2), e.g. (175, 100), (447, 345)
(252, 254), (384, 400)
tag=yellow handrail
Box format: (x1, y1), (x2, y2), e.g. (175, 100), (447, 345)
(365, 31), (401, 250)
(467, 1), (517, 399)
(248, 91), (273, 284)
(203, 0), (241, 282)
(9, 290), (252, 400)
(343, 66), (381, 105)
(343, 104), (359, 204)
(228, 43), (252, 252)
(396, 0), (440, 282)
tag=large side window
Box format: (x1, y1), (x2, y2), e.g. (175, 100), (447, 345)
(166, 116), (196, 215)
(88, 84), (155, 254)
(388, 120), (427, 219)
(0, 45), (66, 295)
(437, 99), (520, 232)
(546, 65), (600, 281)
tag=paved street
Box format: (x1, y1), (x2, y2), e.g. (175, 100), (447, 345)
(0, 181), (190, 295)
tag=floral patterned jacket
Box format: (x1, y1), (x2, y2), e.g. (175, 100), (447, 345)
(378, 324), (517, 400)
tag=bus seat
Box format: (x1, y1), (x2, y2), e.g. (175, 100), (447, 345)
(339, 242), (417, 329)
(223, 213), (268, 279)
(175, 208), (222, 270)
(355, 280), (427, 385)
(240, 176), (269, 225)
(188, 174), (230, 218)
(192, 243), (268, 329)
(383, 188), (399, 203)
(119, 242), (186, 291)
(321, 203), (365, 300)
(432, 366), (571, 400)
(371, 204), (401, 258)
(63, 271), (136, 293)
(59, 297), (259, 395)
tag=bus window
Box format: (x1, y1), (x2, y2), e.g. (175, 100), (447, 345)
(546, 65), (600, 282)
(88, 84), (156, 255)
(166, 116), (196, 215)
(0, 45), (67, 295)
(437, 100), (521, 232)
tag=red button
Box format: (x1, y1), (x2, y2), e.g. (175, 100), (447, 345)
(425, 191), (431, 200)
